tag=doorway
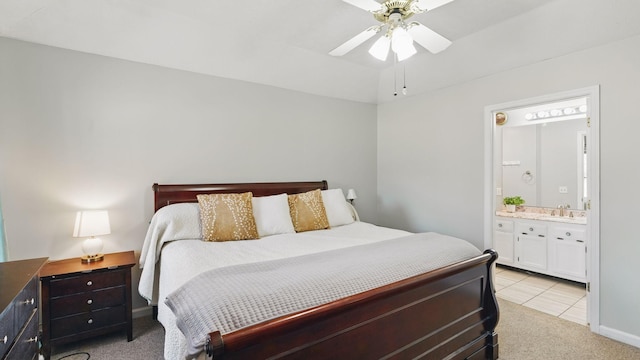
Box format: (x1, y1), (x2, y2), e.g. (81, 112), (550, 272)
(484, 86), (600, 334)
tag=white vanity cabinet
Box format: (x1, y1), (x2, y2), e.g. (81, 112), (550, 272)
(515, 222), (547, 271)
(494, 216), (586, 283)
(494, 219), (515, 265)
(548, 225), (586, 282)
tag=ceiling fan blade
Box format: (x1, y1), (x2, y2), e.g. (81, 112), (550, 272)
(408, 22), (451, 54)
(329, 26), (379, 56)
(342, 0), (384, 12)
(415, 0), (454, 11)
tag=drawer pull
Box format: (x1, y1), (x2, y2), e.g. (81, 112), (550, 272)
(1, 335), (7, 344)
(87, 299), (93, 305)
(87, 280), (93, 286)
(88, 319), (94, 324)
(557, 237), (564, 240)
(498, 223), (503, 228)
(577, 239), (585, 243)
(22, 298), (35, 306)
(27, 336), (38, 343)
(529, 227), (534, 231)
(566, 232), (572, 236)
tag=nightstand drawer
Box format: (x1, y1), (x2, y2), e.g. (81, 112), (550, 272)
(50, 305), (126, 339)
(49, 270), (126, 297)
(50, 286), (125, 318)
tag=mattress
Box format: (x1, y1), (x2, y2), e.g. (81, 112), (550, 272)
(147, 217), (412, 360)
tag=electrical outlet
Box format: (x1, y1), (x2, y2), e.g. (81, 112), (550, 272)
(496, 187), (502, 196)
(559, 186), (568, 194)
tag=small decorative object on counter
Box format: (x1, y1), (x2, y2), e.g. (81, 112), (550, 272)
(503, 196), (525, 213)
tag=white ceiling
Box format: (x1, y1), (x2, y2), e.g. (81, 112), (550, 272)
(2, 0), (640, 103)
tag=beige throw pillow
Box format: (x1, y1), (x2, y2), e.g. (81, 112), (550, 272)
(197, 192), (259, 241)
(288, 189), (330, 232)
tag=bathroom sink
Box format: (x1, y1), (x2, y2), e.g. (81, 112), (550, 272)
(537, 215), (587, 224)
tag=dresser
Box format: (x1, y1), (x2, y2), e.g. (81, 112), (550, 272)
(40, 251), (135, 360)
(0, 257), (48, 360)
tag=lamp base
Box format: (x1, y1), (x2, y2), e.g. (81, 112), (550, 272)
(81, 253), (104, 264)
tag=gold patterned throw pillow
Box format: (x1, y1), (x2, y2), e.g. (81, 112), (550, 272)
(197, 192), (259, 241)
(288, 189), (330, 232)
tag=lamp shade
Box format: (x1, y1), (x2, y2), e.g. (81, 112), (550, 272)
(369, 35), (391, 61)
(73, 210), (111, 237)
(346, 189), (357, 201)
(392, 26), (417, 62)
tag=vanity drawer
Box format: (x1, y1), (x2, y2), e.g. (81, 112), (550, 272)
(550, 227), (586, 242)
(49, 270), (126, 297)
(495, 219), (514, 232)
(50, 305), (126, 339)
(516, 223), (547, 237)
(51, 286), (125, 318)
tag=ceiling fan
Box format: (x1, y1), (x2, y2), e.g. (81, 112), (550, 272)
(330, 0), (454, 62)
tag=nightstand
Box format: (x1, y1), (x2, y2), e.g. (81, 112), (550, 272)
(39, 251), (135, 360)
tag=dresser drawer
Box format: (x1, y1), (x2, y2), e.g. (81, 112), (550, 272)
(14, 276), (38, 333)
(0, 275), (38, 358)
(51, 305), (126, 339)
(0, 302), (16, 358)
(51, 286), (125, 318)
(49, 270), (126, 297)
(4, 309), (38, 360)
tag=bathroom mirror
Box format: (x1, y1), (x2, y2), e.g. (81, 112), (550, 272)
(495, 98), (588, 210)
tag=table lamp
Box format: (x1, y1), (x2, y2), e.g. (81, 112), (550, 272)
(346, 189), (357, 204)
(73, 210), (110, 263)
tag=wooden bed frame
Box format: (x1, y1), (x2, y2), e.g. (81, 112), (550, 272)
(152, 181), (499, 360)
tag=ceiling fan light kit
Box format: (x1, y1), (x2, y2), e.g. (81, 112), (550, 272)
(331, 0), (453, 62)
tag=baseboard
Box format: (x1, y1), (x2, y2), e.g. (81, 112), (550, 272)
(599, 325), (640, 349)
(133, 306), (153, 319)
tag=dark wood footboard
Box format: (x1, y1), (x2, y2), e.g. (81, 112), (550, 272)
(205, 249), (499, 360)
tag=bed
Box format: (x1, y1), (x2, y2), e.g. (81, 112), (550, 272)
(138, 181), (499, 360)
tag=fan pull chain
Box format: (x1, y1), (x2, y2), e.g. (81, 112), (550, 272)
(402, 66), (407, 95)
(393, 54), (398, 96)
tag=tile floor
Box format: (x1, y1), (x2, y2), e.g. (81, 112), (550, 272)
(494, 265), (587, 325)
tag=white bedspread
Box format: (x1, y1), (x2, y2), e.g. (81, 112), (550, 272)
(165, 233), (481, 357)
(138, 204), (480, 360)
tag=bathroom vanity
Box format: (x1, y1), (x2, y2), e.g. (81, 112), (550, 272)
(494, 210), (586, 283)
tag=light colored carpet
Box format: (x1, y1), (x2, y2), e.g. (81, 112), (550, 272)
(496, 298), (640, 360)
(52, 300), (640, 359)
(51, 316), (164, 360)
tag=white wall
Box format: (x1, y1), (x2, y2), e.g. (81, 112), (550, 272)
(0, 38), (378, 309)
(378, 34), (640, 343)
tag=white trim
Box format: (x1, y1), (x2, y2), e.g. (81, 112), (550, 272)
(484, 85), (600, 334)
(133, 306), (153, 319)
(599, 326), (640, 349)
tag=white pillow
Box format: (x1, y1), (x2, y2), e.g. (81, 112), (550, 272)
(252, 193), (295, 237)
(321, 189), (355, 227)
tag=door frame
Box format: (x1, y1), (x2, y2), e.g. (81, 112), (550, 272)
(483, 85), (600, 333)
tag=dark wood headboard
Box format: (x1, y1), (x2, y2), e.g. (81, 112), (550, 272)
(152, 180), (328, 212)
